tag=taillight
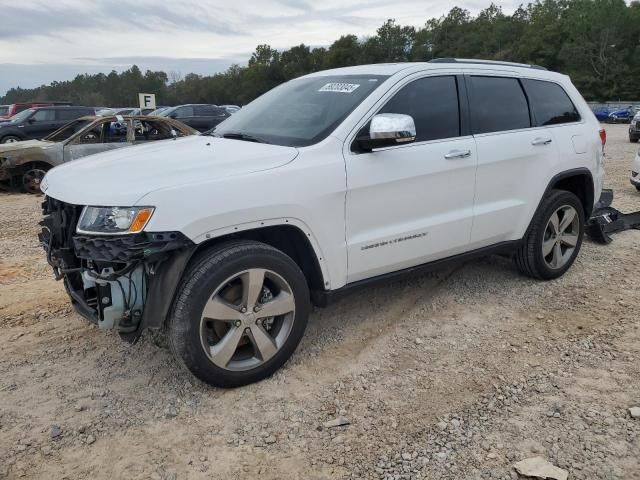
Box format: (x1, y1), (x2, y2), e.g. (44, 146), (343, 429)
(599, 128), (606, 147)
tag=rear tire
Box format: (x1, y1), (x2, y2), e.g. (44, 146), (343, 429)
(630, 137), (638, 143)
(168, 241), (310, 388)
(515, 190), (585, 280)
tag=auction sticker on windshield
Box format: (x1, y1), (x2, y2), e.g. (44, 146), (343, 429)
(318, 83), (360, 93)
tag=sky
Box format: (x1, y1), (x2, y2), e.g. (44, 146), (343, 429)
(0, 0), (522, 97)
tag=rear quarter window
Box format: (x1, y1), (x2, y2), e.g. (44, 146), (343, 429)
(470, 76), (531, 134)
(522, 79), (581, 126)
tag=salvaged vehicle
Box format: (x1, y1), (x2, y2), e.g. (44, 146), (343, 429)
(40, 59), (605, 388)
(1, 115), (197, 193)
(0, 106), (96, 143)
(0, 101), (73, 120)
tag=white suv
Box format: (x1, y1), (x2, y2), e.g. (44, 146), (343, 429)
(40, 59), (605, 387)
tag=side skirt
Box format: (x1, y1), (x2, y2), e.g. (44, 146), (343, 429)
(313, 240), (522, 307)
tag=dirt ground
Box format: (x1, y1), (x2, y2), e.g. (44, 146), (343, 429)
(1, 124), (639, 480)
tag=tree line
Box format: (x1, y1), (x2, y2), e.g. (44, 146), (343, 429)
(2, 0), (639, 107)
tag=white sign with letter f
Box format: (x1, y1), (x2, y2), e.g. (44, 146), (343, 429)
(138, 93), (156, 110)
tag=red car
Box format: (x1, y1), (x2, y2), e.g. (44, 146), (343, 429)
(0, 101), (72, 120)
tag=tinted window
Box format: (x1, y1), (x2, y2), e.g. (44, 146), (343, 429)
(31, 109), (55, 121)
(379, 76), (460, 142)
(522, 79), (580, 126)
(174, 106), (194, 118)
(56, 109), (87, 121)
(470, 76), (530, 134)
(194, 105), (216, 116)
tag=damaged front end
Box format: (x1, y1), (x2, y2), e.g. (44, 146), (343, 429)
(39, 197), (195, 341)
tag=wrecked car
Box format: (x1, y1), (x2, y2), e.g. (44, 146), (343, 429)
(0, 115), (197, 193)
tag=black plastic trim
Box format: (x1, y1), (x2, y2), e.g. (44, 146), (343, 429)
(312, 240), (520, 306)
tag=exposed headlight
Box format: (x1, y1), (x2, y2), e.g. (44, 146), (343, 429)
(77, 206), (154, 235)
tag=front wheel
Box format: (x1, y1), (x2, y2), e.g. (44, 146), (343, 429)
(168, 241), (310, 388)
(22, 167), (49, 194)
(0, 135), (22, 144)
(515, 190), (585, 280)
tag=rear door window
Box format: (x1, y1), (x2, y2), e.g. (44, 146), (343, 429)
(174, 106), (194, 118)
(522, 79), (581, 126)
(194, 105), (216, 116)
(56, 109), (84, 121)
(379, 75), (460, 142)
(469, 76), (531, 134)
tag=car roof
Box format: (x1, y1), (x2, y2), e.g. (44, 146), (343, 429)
(303, 59), (565, 81)
(30, 105), (93, 109)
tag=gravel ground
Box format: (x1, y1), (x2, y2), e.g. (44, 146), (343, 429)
(0, 124), (639, 480)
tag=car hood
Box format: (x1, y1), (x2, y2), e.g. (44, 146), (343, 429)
(0, 140), (52, 155)
(42, 136), (299, 206)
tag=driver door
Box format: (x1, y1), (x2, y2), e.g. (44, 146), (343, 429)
(63, 120), (133, 162)
(345, 75), (478, 283)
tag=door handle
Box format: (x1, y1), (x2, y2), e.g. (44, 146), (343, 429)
(531, 137), (552, 146)
(444, 149), (472, 159)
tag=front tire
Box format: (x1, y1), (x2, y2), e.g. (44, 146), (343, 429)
(22, 167), (49, 194)
(0, 135), (22, 144)
(168, 241), (310, 388)
(515, 190), (585, 280)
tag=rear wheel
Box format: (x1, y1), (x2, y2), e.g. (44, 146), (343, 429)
(630, 137), (638, 143)
(515, 190), (585, 280)
(168, 241), (310, 388)
(0, 135), (21, 144)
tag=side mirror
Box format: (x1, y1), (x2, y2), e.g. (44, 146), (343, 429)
(169, 113), (178, 119)
(27, 118), (36, 124)
(356, 113), (416, 151)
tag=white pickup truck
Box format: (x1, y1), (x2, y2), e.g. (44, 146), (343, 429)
(40, 59), (604, 387)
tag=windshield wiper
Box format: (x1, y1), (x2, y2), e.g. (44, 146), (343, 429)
(220, 132), (270, 144)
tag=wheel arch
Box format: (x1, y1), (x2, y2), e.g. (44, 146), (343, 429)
(545, 168), (595, 218)
(192, 223), (327, 293)
(523, 168), (595, 240)
(139, 223), (328, 335)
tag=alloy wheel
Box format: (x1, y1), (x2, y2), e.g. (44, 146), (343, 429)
(199, 268), (296, 371)
(542, 205), (580, 269)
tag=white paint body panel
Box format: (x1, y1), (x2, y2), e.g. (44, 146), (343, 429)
(42, 61), (604, 292)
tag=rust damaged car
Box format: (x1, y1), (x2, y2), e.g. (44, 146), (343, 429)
(0, 115), (198, 193)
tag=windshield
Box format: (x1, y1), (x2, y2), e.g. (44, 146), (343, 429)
(0, 106), (8, 116)
(213, 75), (389, 147)
(9, 109), (35, 123)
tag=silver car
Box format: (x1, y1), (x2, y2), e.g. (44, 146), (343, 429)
(0, 115), (197, 193)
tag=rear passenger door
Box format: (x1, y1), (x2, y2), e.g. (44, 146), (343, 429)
(467, 75), (559, 246)
(345, 74), (478, 282)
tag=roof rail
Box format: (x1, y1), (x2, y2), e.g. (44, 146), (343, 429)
(428, 58), (548, 71)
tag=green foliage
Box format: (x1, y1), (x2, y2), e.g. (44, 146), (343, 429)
(3, 0), (639, 105)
